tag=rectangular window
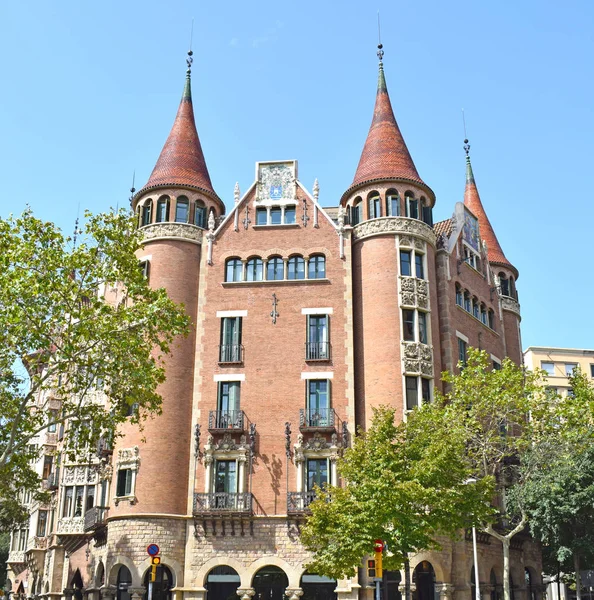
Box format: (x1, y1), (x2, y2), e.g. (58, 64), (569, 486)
(116, 469), (133, 497)
(402, 310), (415, 341)
(422, 205), (433, 226)
(63, 487), (73, 517)
(307, 315), (329, 360)
(74, 486), (85, 517)
(458, 338), (467, 367)
(464, 293), (471, 313)
(36, 510), (48, 537)
(270, 207), (282, 225)
(541, 361), (555, 376)
(405, 376), (418, 410)
(415, 253), (425, 279)
(369, 196), (381, 219)
(86, 486), (95, 511)
(175, 200), (188, 223)
(565, 363), (578, 376)
(591, 364), (594, 378)
(421, 378), (431, 403)
(400, 250), (412, 276)
(47, 409), (58, 433)
(387, 195), (400, 216)
(217, 382), (241, 428)
(418, 312), (428, 344)
(285, 206), (296, 224)
(42, 455), (53, 480)
(256, 207), (267, 225)
(307, 458), (329, 491)
(215, 460), (237, 494)
(220, 317), (242, 362)
(456, 286), (463, 307)
(194, 205), (206, 228)
(405, 197), (418, 219)
(140, 260), (150, 280)
(307, 380), (330, 426)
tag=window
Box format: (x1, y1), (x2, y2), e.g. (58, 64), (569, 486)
(220, 318), (242, 363)
(36, 510), (48, 537)
(74, 486), (84, 516)
(488, 309), (495, 330)
(267, 257), (284, 280)
(42, 455), (53, 480)
(368, 194), (381, 219)
(140, 260), (150, 280)
(285, 206), (296, 224)
(386, 190), (400, 216)
(458, 338), (467, 367)
(141, 200), (152, 226)
(175, 196), (189, 223)
(225, 258), (243, 282)
(156, 197), (169, 222)
(217, 382), (241, 427)
(63, 486), (73, 517)
(565, 363), (578, 376)
(541, 362), (555, 376)
(415, 254), (425, 279)
(591, 364), (594, 378)
(246, 258), (263, 281)
(421, 378), (431, 403)
(400, 250), (412, 276)
(464, 245), (481, 271)
(124, 401), (139, 417)
(307, 458), (329, 491)
(402, 310), (415, 341)
(464, 292), (471, 313)
(307, 315), (329, 360)
(422, 204), (433, 226)
(405, 376), (418, 410)
(270, 207), (282, 225)
(456, 284), (463, 307)
(307, 380), (330, 426)
(116, 469), (133, 497)
(405, 195), (418, 219)
(567, 388), (574, 398)
(472, 297), (479, 320)
(47, 409), (58, 433)
(215, 460), (237, 494)
(308, 255), (326, 279)
(256, 207), (267, 225)
(287, 256), (305, 280)
(480, 304), (487, 325)
(351, 199), (362, 225)
(418, 312), (428, 344)
(499, 274), (510, 297)
(194, 202), (206, 228)
(86, 487), (95, 511)
(493, 361), (502, 371)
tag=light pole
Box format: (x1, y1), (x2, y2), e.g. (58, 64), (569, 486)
(465, 478), (481, 600)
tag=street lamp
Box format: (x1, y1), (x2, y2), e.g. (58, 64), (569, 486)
(465, 477), (481, 600)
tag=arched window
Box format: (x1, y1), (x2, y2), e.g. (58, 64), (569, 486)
(351, 198), (362, 225)
(175, 196), (189, 223)
(405, 193), (418, 219)
(488, 309), (495, 330)
(308, 254), (326, 279)
(225, 258), (243, 282)
(246, 257), (263, 281)
(509, 277), (517, 300)
(386, 190), (400, 217)
(490, 570), (501, 600)
(499, 273), (510, 297)
(525, 569), (536, 600)
(206, 566), (240, 600)
(267, 256), (284, 280)
(193, 201), (206, 228)
(368, 192), (381, 219)
(421, 198), (433, 226)
(456, 284), (463, 307)
(116, 566), (132, 600)
(141, 200), (152, 226)
(480, 303), (487, 325)
(288, 255), (305, 280)
(464, 291), (471, 312)
(472, 297), (480, 319)
(143, 565), (173, 600)
(156, 196), (170, 222)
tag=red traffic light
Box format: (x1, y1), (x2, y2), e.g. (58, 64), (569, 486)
(374, 539), (384, 552)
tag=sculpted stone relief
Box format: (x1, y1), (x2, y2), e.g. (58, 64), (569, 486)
(501, 296), (521, 317)
(402, 342), (434, 377)
(399, 276), (429, 309)
(141, 222), (203, 244)
(352, 217), (436, 246)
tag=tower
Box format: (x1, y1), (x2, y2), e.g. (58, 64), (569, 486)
(341, 46), (441, 428)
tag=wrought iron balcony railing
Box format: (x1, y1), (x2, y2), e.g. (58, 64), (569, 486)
(299, 407), (336, 431)
(193, 492), (253, 515)
(84, 506), (108, 532)
(208, 410), (245, 431)
(305, 341), (331, 361)
(287, 490), (317, 514)
(219, 344), (244, 364)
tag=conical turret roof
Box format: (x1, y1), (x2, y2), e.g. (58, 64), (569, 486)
(345, 55), (430, 198)
(463, 148), (516, 276)
(137, 66), (218, 200)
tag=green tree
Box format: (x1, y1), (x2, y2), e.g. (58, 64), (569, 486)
(0, 532), (9, 589)
(300, 406), (494, 582)
(0, 208), (189, 529)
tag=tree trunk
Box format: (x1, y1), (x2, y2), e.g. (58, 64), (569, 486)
(405, 558), (411, 600)
(502, 538), (511, 600)
(575, 552), (582, 600)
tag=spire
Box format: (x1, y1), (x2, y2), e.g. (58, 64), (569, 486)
(137, 50), (218, 200)
(463, 140), (516, 275)
(348, 44), (429, 194)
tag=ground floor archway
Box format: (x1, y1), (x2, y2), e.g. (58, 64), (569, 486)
(206, 566), (240, 600)
(412, 561), (435, 600)
(300, 572), (337, 600)
(253, 566), (289, 600)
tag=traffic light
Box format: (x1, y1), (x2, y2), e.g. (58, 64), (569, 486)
(367, 559), (376, 579)
(150, 556), (161, 582)
(373, 540), (384, 579)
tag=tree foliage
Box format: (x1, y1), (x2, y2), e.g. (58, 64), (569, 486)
(300, 406), (494, 579)
(0, 208), (189, 528)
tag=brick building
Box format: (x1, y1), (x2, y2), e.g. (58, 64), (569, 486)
(7, 49), (542, 600)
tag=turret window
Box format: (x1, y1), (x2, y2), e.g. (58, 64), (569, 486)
(195, 202), (207, 228)
(368, 193), (381, 219)
(386, 190), (400, 216)
(405, 194), (418, 219)
(308, 255), (326, 279)
(400, 250), (425, 279)
(421, 198), (433, 226)
(175, 197), (189, 223)
(402, 309), (429, 344)
(141, 200), (152, 226)
(156, 196), (170, 222)
(246, 258), (264, 281)
(351, 198), (362, 225)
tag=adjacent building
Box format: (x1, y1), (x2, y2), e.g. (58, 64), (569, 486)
(7, 47), (543, 600)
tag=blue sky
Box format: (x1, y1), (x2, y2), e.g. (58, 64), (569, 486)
(0, 0), (592, 350)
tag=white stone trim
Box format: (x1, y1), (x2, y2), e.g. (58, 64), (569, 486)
(491, 354), (501, 365)
(137, 254), (152, 261)
(301, 307), (334, 315)
(301, 372), (333, 379)
(213, 374), (246, 382)
(216, 310), (248, 318)
(456, 331), (469, 343)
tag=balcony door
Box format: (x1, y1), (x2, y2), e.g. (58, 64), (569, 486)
(217, 382), (240, 428)
(220, 317), (242, 362)
(308, 316), (328, 359)
(307, 459), (329, 491)
(214, 460), (237, 508)
(307, 380), (329, 426)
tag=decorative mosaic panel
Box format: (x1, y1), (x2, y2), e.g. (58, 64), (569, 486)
(256, 162), (297, 202)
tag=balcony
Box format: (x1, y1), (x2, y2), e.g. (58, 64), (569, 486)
(7, 550), (25, 565)
(193, 492), (253, 515)
(56, 516), (85, 535)
(44, 469), (60, 491)
(287, 490), (317, 515)
(208, 410), (245, 432)
(299, 408), (336, 432)
(305, 342), (331, 361)
(219, 344), (243, 364)
(84, 506), (108, 532)
(96, 436), (112, 458)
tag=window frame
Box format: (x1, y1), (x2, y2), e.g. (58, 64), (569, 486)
(225, 258), (243, 282)
(541, 361), (555, 376)
(155, 196), (170, 223)
(306, 315), (330, 360)
(308, 255), (326, 279)
(386, 191), (400, 216)
(220, 317), (242, 363)
(458, 338), (468, 368)
(246, 257), (264, 281)
(141, 200), (152, 226)
(287, 255), (305, 280)
(194, 202), (207, 228)
(175, 197), (189, 223)
(266, 256), (284, 281)
(116, 468), (134, 498)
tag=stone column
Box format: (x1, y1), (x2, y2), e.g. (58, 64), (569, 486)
(129, 588), (145, 600)
(236, 589), (255, 600)
(63, 589), (74, 600)
(99, 586), (116, 600)
(285, 589), (303, 600)
(436, 584), (455, 600)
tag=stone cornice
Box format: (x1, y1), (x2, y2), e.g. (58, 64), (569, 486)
(140, 222), (203, 245)
(352, 217), (436, 247)
(501, 296), (521, 318)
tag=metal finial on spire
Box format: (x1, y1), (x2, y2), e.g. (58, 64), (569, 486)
(186, 20), (195, 76)
(377, 11), (384, 62)
(462, 109), (470, 156)
(129, 171), (136, 206)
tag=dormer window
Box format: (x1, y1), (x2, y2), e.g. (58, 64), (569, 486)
(463, 245), (481, 272)
(405, 194), (418, 219)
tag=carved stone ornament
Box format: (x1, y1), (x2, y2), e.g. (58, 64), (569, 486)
(116, 446), (140, 470)
(236, 589), (256, 600)
(304, 432), (331, 451)
(400, 235), (412, 247)
(501, 296), (521, 318)
(257, 162), (297, 202)
(399, 276), (429, 309)
(57, 517), (85, 534)
(402, 341), (434, 376)
(352, 217), (436, 246)
(214, 433), (238, 452)
(414, 238), (426, 251)
(285, 590), (304, 600)
(234, 182), (240, 204)
(141, 222), (203, 245)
